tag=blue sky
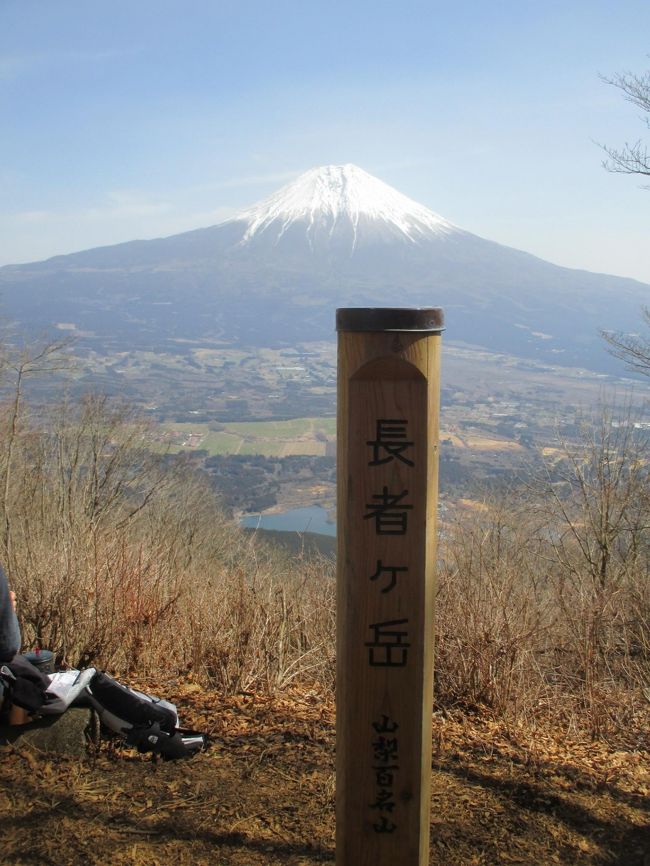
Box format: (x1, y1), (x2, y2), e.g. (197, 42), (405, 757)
(2, 0), (650, 282)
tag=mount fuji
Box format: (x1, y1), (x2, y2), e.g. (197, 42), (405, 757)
(0, 164), (647, 371)
(232, 164), (456, 252)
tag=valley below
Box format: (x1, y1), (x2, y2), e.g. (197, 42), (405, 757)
(54, 337), (649, 523)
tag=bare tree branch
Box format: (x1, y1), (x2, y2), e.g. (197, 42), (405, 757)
(601, 307), (650, 376)
(600, 68), (650, 179)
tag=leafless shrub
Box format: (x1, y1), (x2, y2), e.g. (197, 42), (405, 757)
(0, 385), (335, 689)
(434, 408), (650, 738)
(525, 408), (650, 736)
(436, 494), (553, 717)
(175, 545), (335, 694)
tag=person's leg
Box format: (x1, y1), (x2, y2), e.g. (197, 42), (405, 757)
(0, 566), (20, 661)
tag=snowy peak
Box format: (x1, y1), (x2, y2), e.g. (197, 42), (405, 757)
(230, 164), (457, 250)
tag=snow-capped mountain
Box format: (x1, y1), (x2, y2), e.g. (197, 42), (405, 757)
(230, 164), (457, 252)
(0, 164), (648, 372)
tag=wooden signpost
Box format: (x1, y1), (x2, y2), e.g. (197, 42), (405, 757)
(336, 307), (444, 866)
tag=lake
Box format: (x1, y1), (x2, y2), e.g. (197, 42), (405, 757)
(241, 505), (336, 537)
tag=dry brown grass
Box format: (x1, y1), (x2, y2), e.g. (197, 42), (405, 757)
(0, 389), (647, 745)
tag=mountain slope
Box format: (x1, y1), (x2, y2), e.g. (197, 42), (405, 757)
(0, 164), (647, 371)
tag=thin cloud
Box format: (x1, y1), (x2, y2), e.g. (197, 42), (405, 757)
(0, 48), (139, 81)
(8, 192), (172, 226)
(0, 55), (37, 81)
(196, 169), (301, 193)
(14, 210), (51, 224)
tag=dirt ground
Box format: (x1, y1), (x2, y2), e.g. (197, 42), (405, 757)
(1, 682), (648, 866)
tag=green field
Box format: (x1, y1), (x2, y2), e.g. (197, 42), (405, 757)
(158, 416), (336, 457)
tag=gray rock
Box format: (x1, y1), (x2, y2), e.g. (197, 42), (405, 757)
(0, 708), (95, 758)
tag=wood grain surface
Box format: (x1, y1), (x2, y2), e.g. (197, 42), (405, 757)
(337, 329), (441, 866)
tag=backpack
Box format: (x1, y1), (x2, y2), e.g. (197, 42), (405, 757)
(84, 671), (206, 760)
(0, 654), (51, 722)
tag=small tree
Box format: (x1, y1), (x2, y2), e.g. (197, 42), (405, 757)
(530, 407), (650, 735)
(600, 65), (650, 375)
(0, 339), (71, 566)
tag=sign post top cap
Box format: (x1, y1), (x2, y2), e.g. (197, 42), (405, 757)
(336, 307), (444, 333)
